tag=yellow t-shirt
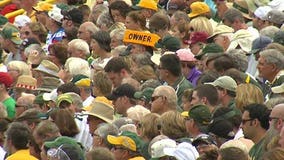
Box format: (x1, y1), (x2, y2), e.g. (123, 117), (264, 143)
(6, 149), (38, 160)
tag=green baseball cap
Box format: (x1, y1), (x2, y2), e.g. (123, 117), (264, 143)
(188, 104), (212, 125)
(195, 43), (224, 60)
(134, 87), (154, 103)
(155, 35), (181, 52)
(1, 23), (22, 45)
(56, 93), (73, 107)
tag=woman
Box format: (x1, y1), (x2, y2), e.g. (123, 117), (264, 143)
(171, 23), (191, 49)
(125, 11), (147, 31)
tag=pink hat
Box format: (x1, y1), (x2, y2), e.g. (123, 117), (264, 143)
(176, 48), (196, 62)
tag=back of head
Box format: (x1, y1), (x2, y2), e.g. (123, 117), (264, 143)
(195, 84), (218, 106)
(104, 57), (130, 73)
(87, 147), (115, 160)
(219, 147), (249, 160)
(160, 54), (181, 77)
(154, 86), (177, 108)
(6, 122), (31, 150)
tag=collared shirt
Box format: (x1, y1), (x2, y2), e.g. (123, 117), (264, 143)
(46, 27), (65, 47)
(249, 138), (265, 160)
(187, 67), (201, 87)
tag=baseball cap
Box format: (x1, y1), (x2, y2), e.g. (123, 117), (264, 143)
(271, 83), (284, 94)
(192, 134), (216, 147)
(48, 5), (63, 23)
(195, 43), (224, 60)
(266, 10), (284, 25)
(155, 35), (181, 52)
(13, 15), (31, 28)
(232, 0), (252, 20)
(205, 76), (237, 92)
(189, 32), (209, 45)
(254, 6), (272, 20)
(188, 104), (212, 125)
(33, 2), (53, 12)
(71, 74), (91, 87)
(176, 48), (196, 62)
(107, 131), (144, 152)
(134, 87), (154, 103)
(273, 31), (284, 46)
(188, 2), (210, 18)
(150, 138), (177, 159)
(133, 0), (158, 11)
(0, 72), (13, 88)
(107, 83), (136, 100)
(208, 119), (235, 139)
(0, 23), (22, 45)
(56, 94), (73, 107)
(164, 142), (199, 160)
(62, 8), (83, 24)
(250, 36), (272, 55)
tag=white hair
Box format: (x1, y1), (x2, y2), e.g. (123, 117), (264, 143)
(68, 39), (90, 56)
(64, 57), (91, 77)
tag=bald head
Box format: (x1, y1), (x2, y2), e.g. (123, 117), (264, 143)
(270, 103), (284, 132)
(153, 86), (177, 108)
(78, 21), (99, 44)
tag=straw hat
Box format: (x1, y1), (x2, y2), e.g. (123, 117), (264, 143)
(85, 101), (114, 123)
(15, 75), (37, 90)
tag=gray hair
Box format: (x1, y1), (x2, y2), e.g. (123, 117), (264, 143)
(260, 26), (280, 39)
(64, 92), (83, 109)
(260, 49), (284, 69)
(154, 86), (177, 109)
(68, 39), (90, 56)
(64, 57), (91, 77)
(132, 53), (153, 68)
(110, 28), (125, 40)
(24, 44), (45, 56)
(227, 49), (248, 72)
(96, 12), (114, 29)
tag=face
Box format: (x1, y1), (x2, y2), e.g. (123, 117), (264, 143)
(189, 43), (202, 55)
(257, 56), (274, 80)
(182, 96), (191, 111)
(269, 107), (284, 132)
(171, 26), (183, 40)
(110, 36), (121, 49)
(107, 71), (123, 88)
(7, 67), (20, 82)
(215, 1), (227, 18)
(213, 35), (225, 49)
(240, 111), (254, 139)
(112, 97), (127, 115)
(78, 24), (91, 43)
(111, 146), (128, 160)
(35, 11), (48, 24)
(125, 16), (139, 30)
(185, 117), (194, 134)
(87, 116), (105, 134)
(279, 126), (284, 147)
(111, 9), (125, 23)
(90, 39), (100, 55)
(150, 93), (164, 114)
(20, 25), (32, 40)
(190, 91), (202, 106)
(158, 63), (168, 81)
(68, 45), (82, 58)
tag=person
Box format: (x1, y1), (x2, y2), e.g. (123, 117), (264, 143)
(0, 72), (15, 119)
(159, 54), (193, 111)
(107, 131), (146, 160)
(185, 104), (212, 138)
(257, 49), (284, 98)
(240, 103), (270, 160)
(68, 39), (90, 60)
(190, 84), (219, 113)
(93, 123), (119, 149)
(5, 122), (37, 160)
(217, 147), (249, 160)
(104, 57), (132, 88)
(77, 21), (99, 47)
(0, 23), (23, 64)
(206, 76), (241, 115)
(269, 103), (284, 133)
(150, 86), (177, 115)
(108, 83), (136, 117)
(262, 147), (284, 160)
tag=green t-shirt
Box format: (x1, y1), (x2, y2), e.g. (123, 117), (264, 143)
(3, 97), (16, 119)
(249, 138), (265, 160)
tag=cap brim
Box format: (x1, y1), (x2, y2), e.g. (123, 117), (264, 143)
(154, 42), (163, 49)
(163, 147), (176, 157)
(107, 135), (123, 145)
(271, 85), (284, 94)
(106, 93), (118, 101)
(134, 91), (143, 99)
(84, 111), (113, 123)
(250, 49), (260, 55)
(194, 53), (205, 60)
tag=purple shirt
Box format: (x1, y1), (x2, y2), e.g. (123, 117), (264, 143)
(187, 67), (201, 87)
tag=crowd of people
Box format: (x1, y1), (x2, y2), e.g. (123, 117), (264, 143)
(0, 0), (283, 159)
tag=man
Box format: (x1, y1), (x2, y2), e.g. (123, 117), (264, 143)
(185, 104), (212, 138)
(108, 84), (136, 117)
(0, 72), (15, 119)
(206, 76), (241, 115)
(0, 23), (23, 64)
(107, 131), (145, 160)
(190, 84), (219, 113)
(150, 86), (177, 115)
(104, 57), (132, 88)
(240, 103), (270, 160)
(77, 21), (99, 46)
(5, 122), (37, 160)
(257, 49), (284, 98)
(269, 103), (284, 133)
(45, 5), (65, 47)
(159, 54), (193, 111)
(62, 8), (83, 30)
(68, 39), (90, 60)
(208, 24), (234, 52)
(252, 6), (272, 30)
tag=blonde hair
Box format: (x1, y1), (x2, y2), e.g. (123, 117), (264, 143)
(7, 61), (31, 75)
(159, 111), (187, 139)
(189, 16), (213, 36)
(140, 113), (160, 141)
(235, 83), (264, 112)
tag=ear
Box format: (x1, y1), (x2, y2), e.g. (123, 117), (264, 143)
(200, 97), (207, 105)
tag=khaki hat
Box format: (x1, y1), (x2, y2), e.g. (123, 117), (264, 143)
(15, 75), (37, 90)
(36, 77), (61, 92)
(208, 24), (234, 39)
(271, 83), (284, 94)
(227, 29), (253, 53)
(85, 101), (114, 123)
(205, 76), (237, 92)
(232, 0), (252, 20)
(34, 60), (59, 77)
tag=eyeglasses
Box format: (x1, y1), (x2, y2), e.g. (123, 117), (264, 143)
(241, 119), (253, 124)
(157, 65), (165, 70)
(112, 146), (126, 151)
